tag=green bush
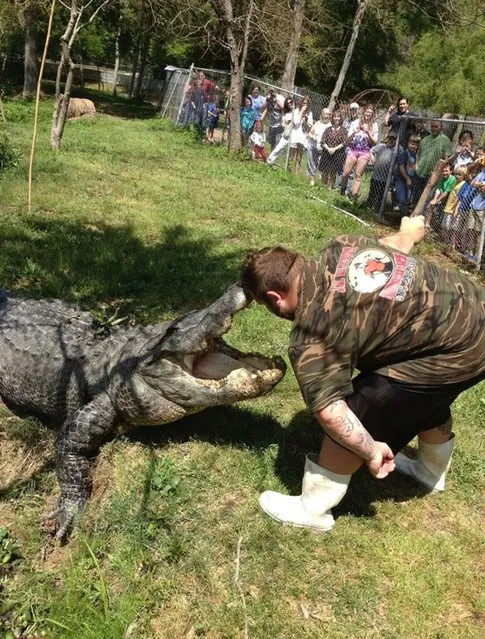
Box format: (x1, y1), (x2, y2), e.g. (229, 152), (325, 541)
(0, 133), (19, 173)
(3, 100), (33, 123)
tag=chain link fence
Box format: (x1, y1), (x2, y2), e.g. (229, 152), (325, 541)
(158, 65), (485, 271)
(41, 59), (485, 270)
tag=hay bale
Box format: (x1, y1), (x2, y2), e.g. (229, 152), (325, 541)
(67, 97), (96, 119)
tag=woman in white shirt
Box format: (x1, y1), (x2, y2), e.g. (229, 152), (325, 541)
(307, 107), (332, 186)
(291, 96), (313, 174)
(267, 97), (295, 166)
(267, 96), (313, 173)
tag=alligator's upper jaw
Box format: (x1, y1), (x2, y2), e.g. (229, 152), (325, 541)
(159, 284), (249, 354)
(144, 284), (286, 404)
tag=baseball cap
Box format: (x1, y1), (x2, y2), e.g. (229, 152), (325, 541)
(349, 102), (359, 109)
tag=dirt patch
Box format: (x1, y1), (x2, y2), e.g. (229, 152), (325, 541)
(90, 441), (119, 505)
(0, 502), (17, 530)
(0, 423), (54, 494)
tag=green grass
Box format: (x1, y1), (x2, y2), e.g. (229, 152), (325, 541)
(0, 94), (484, 639)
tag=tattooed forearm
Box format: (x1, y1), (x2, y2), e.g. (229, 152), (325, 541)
(316, 400), (377, 461)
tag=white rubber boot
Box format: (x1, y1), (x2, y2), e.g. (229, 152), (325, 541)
(259, 454), (351, 531)
(395, 435), (455, 492)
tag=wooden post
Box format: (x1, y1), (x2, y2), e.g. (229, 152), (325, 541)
(410, 159), (447, 217)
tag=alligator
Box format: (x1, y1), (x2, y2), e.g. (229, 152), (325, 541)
(0, 285), (286, 538)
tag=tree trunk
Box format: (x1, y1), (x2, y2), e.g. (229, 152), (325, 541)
(411, 160), (447, 217)
(51, 3), (79, 151)
(23, 15), (38, 98)
(50, 1), (113, 150)
(112, 21), (121, 96)
(51, 41), (75, 151)
(133, 34), (150, 101)
(280, 0), (305, 93)
(227, 69), (244, 153)
(328, 0), (368, 111)
(218, 0), (255, 153)
(128, 39), (140, 99)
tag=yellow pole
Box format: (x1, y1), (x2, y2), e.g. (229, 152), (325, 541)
(28, 0), (56, 212)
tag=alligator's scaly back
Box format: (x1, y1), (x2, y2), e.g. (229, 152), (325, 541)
(0, 286), (285, 538)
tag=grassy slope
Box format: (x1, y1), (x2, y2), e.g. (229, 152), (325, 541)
(0, 96), (484, 639)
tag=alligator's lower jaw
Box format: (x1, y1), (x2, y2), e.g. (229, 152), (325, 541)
(191, 351), (259, 380)
(189, 348), (286, 396)
(190, 362), (286, 397)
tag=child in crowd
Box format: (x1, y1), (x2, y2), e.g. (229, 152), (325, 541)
(468, 162), (485, 262)
(425, 163), (456, 230)
(452, 137), (474, 169)
(475, 146), (485, 165)
(240, 97), (255, 147)
(206, 95), (219, 142)
(250, 120), (267, 162)
(454, 162), (481, 253)
(365, 132), (400, 210)
(441, 166), (467, 245)
(395, 135), (420, 217)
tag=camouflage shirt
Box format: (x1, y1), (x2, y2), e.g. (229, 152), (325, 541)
(288, 235), (485, 413)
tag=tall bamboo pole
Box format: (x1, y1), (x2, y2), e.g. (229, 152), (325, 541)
(28, 0), (57, 211)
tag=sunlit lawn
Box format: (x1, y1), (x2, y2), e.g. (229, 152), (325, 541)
(0, 93), (483, 639)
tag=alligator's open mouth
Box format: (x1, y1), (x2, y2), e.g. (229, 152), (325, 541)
(181, 338), (286, 382)
(155, 284), (286, 396)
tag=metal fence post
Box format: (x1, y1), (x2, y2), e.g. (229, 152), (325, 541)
(377, 119), (404, 219)
(175, 63), (194, 125)
(284, 90), (296, 172)
(476, 214), (485, 271)
(161, 69), (182, 118)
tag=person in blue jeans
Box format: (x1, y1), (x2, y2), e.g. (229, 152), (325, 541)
(395, 135), (420, 217)
(468, 163), (485, 262)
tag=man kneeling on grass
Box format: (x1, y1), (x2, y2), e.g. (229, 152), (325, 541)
(240, 216), (485, 531)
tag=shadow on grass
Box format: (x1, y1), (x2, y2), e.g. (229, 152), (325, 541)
(0, 215), (244, 319)
(1, 402), (428, 522)
(129, 404), (282, 452)
(131, 405), (430, 521)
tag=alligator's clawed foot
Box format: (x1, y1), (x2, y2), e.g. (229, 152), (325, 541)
(43, 498), (85, 540)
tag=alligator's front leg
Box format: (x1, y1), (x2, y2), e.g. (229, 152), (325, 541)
(45, 393), (117, 539)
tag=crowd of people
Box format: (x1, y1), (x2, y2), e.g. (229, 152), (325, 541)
(181, 72), (485, 263)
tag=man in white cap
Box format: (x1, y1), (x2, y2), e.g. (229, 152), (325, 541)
(343, 102), (360, 131)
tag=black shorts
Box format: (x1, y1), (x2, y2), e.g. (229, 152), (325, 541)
(346, 372), (484, 453)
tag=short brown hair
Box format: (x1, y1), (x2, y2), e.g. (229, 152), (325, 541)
(240, 246), (301, 303)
